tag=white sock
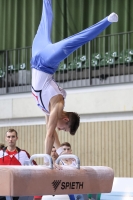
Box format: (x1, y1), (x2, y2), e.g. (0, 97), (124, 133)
(108, 12), (118, 22)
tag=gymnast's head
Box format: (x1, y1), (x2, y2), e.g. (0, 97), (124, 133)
(56, 111), (80, 135)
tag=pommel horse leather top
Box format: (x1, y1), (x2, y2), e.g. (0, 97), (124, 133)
(0, 165), (114, 196)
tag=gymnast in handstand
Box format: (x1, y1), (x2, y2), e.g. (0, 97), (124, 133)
(31, 0), (118, 156)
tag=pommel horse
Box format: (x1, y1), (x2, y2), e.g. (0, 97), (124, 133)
(0, 154), (114, 200)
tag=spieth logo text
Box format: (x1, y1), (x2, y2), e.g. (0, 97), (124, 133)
(52, 180), (84, 191)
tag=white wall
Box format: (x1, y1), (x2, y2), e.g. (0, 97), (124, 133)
(0, 83), (133, 126)
(101, 178), (133, 199)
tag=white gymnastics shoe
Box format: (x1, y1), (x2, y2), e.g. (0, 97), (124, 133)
(108, 12), (118, 22)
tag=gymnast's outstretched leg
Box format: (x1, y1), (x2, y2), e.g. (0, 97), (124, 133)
(32, 0), (53, 58)
(45, 13), (118, 71)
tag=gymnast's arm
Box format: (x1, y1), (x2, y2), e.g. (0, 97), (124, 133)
(45, 103), (63, 155)
(45, 114), (55, 155)
(53, 130), (61, 149)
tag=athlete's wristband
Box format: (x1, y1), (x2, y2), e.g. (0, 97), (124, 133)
(56, 147), (64, 155)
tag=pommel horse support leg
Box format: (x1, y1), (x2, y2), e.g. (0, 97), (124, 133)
(0, 154), (114, 200)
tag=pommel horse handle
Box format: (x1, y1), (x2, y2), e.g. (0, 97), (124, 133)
(55, 154), (80, 169)
(25, 154), (53, 169)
